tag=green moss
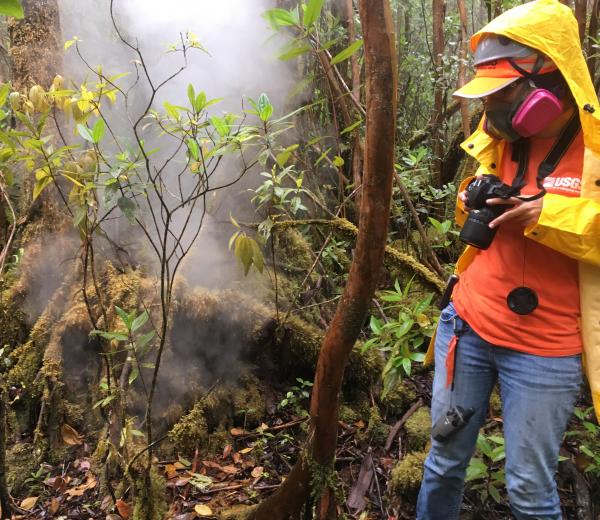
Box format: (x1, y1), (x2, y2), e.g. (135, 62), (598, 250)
(388, 450), (428, 496)
(274, 227), (313, 272)
(357, 406), (390, 445)
(381, 385), (417, 416)
(168, 399), (209, 454)
(338, 404), (359, 424)
(207, 424), (232, 457)
(132, 466), (168, 520)
(6, 443), (38, 494)
(232, 374), (267, 427)
(404, 407), (431, 451)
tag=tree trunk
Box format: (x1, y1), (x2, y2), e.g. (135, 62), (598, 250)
(587, 0), (600, 81)
(0, 387), (10, 519)
(431, 0), (446, 187)
(574, 0), (587, 43)
(247, 0), (397, 517)
(8, 0), (61, 90)
(457, 0), (470, 140)
(345, 0), (364, 210)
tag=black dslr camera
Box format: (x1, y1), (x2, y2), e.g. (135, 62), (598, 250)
(459, 174), (518, 250)
(431, 406), (475, 442)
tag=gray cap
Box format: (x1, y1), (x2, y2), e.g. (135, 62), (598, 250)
(474, 35), (537, 66)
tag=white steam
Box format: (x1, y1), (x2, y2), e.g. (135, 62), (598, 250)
(56, 0), (296, 289)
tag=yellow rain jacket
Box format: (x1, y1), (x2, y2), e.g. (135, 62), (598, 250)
(424, 0), (600, 421)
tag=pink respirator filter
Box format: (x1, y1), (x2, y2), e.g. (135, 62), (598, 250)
(511, 89), (563, 137)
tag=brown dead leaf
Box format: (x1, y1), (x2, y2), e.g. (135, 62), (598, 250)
(106, 515), (123, 520)
(165, 464), (179, 479)
(65, 473), (97, 497)
(49, 497), (60, 515)
(230, 427), (245, 436)
(222, 444), (233, 459)
(354, 419), (366, 429)
(220, 465), (239, 475)
(251, 466), (264, 478)
(116, 498), (131, 519)
(100, 494), (113, 511)
(61, 424), (83, 446)
(232, 452), (242, 465)
(46, 476), (68, 493)
(194, 504), (213, 516)
(20, 496), (38, 511)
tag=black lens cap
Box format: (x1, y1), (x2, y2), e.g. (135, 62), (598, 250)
(507, 286), (538, 315)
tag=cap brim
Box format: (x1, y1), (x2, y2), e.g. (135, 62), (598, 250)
(453, 76), (519, 99)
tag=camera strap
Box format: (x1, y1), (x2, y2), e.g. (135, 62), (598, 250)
(510, 111), (580, 201)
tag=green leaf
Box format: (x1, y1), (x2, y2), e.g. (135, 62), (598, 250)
(115, 305), (132, 330)
(137, 330), (155, 349)
(303, 0), (325, 28)
(193, 91), (206, 113)
(488, 485), (502, 503)
(92, 118), (106, 143)
(128, 367), (139, 385)
(278, 41), (312, 61)
(117, 196), (136, 222)
(234, 235), (254, 276)
(228, 231), (240, 251)
(263, 7), (299, 29)
(369, 316), (383, 335)
(257, 93), (273, 122)
(77, 123), (94, 143)
(187, 84), (196, 108)
(0, 0), (23, 18)
(330, 39), (363, 65)
(0, 83), (10, 107)
(210, 115), (229, 137)
(131, 311), (149, 333)
(340, 119), (363, 135)
(32, 176), (52, 201)
(186, 138), (200, 161)
(332, 155), (344, 167)
(73, 206), (87, 228)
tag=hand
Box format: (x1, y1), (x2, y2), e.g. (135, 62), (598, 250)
(486, 197), (543, 229)
(458, 190), (470, 211)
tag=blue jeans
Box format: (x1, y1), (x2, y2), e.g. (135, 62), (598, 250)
(416, 302), (581, 520)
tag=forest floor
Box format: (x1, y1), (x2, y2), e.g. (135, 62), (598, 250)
(5, 369), (594, 520)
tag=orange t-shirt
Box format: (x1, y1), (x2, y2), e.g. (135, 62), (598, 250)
(452, 132), (583, 356)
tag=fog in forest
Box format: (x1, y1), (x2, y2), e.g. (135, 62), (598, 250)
(54, 0), (296, 290)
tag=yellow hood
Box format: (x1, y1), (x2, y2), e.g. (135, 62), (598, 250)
(467, 0), (600, 153)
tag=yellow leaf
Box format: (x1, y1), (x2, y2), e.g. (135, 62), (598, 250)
(416, 313), (431, 327)
(61, 423), (83, 446)
(20, 496), (38, 510)
(239, 447), (253, 454)
(194, 504), (213, 516)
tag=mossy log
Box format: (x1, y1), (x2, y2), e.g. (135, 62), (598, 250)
(265, 218), (445, 293)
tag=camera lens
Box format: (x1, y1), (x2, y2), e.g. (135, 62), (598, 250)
(459, 207), (500, 249)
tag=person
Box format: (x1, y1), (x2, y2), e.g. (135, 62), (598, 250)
(416, 0), (600, 519)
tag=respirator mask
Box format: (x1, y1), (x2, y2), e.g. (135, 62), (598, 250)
(483, 73), (565, 142)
